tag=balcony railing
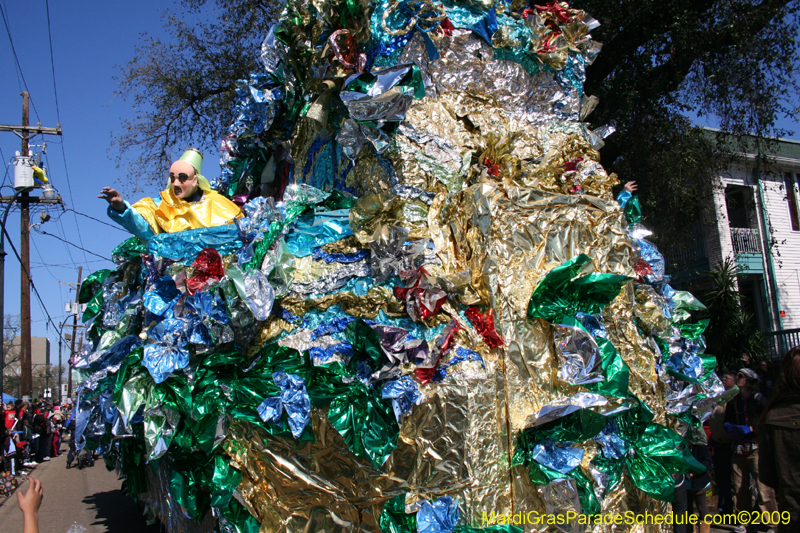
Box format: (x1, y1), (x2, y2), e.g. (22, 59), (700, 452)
(764, 328), (800, 360)
(730, 227), (762, 254)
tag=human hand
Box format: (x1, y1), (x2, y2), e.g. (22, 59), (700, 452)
(98, 187), (125, 213)
(17, 476), (43, 516)
(724, 422), (752, 441)
(623, 181), (638, 193)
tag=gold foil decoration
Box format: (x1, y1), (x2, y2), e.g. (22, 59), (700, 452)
(280, 286), (406, 319)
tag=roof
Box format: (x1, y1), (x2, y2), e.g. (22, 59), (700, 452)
(702, 127), (800, 161)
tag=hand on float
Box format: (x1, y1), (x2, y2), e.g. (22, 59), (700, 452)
(623, 181), (638, 193)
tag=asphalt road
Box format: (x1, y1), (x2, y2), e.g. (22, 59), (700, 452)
(0, 445), (160, 533)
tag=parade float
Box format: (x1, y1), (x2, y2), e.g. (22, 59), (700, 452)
(72, 1), (728, 531)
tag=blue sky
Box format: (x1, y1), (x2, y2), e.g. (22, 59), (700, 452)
(0, 1), (798, 364)
(0, 1), (187, 358)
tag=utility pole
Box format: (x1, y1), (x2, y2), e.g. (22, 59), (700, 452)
(20, 92), (32, 399)
(67, 266), (82, 399)
(0, 92), (62, 399)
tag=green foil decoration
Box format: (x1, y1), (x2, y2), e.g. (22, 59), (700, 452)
(624, 195), (642, 224)
(678, 319), (709, 340)
(379, 494), (417, 533)
(210, 455), (242, 508)
(346, 318), (384, 371)
(328, 379), (399, 468)
(113, 236), (148, 262)
(221, 499), (261, 533)
(78, 269), (114, 303)
(527, 254), (631, 324)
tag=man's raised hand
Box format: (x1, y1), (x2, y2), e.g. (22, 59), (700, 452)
(98, 187), (126, 213)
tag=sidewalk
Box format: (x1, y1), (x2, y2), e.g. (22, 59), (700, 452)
(0, 447), (159, 533)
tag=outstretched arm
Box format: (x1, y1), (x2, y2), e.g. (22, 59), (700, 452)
(17, 477), (43, 533)
(100, 187), (157, 240)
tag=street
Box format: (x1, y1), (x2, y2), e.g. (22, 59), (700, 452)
(0, 448), (159, 533)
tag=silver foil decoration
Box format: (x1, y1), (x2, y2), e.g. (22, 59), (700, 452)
(554, 323), (604, 386)
(288, 259), (372, 296)
(539, 479), (585, 533)
(525, 392), (608, 429)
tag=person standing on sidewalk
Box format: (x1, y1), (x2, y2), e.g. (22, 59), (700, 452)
(709, 369), (736, 514)
(759, 346), (800, 531)
(725, 368), (778, 533)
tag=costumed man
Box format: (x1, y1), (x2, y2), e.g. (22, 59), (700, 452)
(99, 149), (242, 238)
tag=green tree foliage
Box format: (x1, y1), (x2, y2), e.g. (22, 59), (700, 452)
(113, 0), (800, 227)
(578, 0), (799, 244)
(701, 258), (764, 368)
(113, 0), (280, 192)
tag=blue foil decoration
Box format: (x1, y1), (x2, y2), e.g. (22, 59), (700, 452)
(258, 372), (311, 439)
(143, 275), (181, 317)
(633, 237), (665, 283)
(183, 290), (229, 325)
(284, 209), (354, 257)
(594, 420), (627, 460)
(72, 335), (142, 373)
(143, 317), (190, 383)
(417, 496), (459, 533)
(574, 312), (607, 339)
(382, 375), (424, 421)
(312, 248), (371, 263)
(531, 439), (584, 474)
(147, 224), (243, 263)
(470, 7), (497, 45)
(449, 347), (486, 368)
(309, 342), (354, 365)
(257, 397), (283, 426)
(274, 372), (311, 439)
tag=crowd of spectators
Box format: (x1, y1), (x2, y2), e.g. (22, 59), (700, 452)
(2, 399), (71, 477)
(674, 347), (800, 533)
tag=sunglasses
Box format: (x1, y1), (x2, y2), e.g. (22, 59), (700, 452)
(169, 172), (193, 184)
(737, 373), (747, 379)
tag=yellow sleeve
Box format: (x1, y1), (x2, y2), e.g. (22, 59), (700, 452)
(131, 197), (163, 235)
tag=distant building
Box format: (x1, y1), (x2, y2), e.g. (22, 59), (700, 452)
(666, 129), (800, 357)
(4, 336), (51, 371)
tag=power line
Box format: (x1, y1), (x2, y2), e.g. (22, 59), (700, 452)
(64, 208), (128, 233)
(31, 237), (60, 282)
(0, 2), (40, 121)
(56, 146), (90, 265)
(32, 260), (107, 268)
(43, 0), (61, 120)
(32, 228), (112, 261)
(41, 0), (91, 267)
(1, 224), (70, 346)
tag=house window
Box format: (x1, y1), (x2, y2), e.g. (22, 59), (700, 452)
(785, 173), (800, 231)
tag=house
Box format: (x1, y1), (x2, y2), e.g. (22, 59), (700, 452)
(666, 129), (800, 359)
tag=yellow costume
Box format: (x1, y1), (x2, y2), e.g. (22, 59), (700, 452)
(132, 189), (243, 235)
(107, 148), (243, 239)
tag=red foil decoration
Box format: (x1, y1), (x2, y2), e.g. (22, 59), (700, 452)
(187, 247), (225, 294)
(633, 258), (654, 283)
(393, 267), (448, 321)
(465, 307), (504, 348)
(415, 320), (461, 385)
